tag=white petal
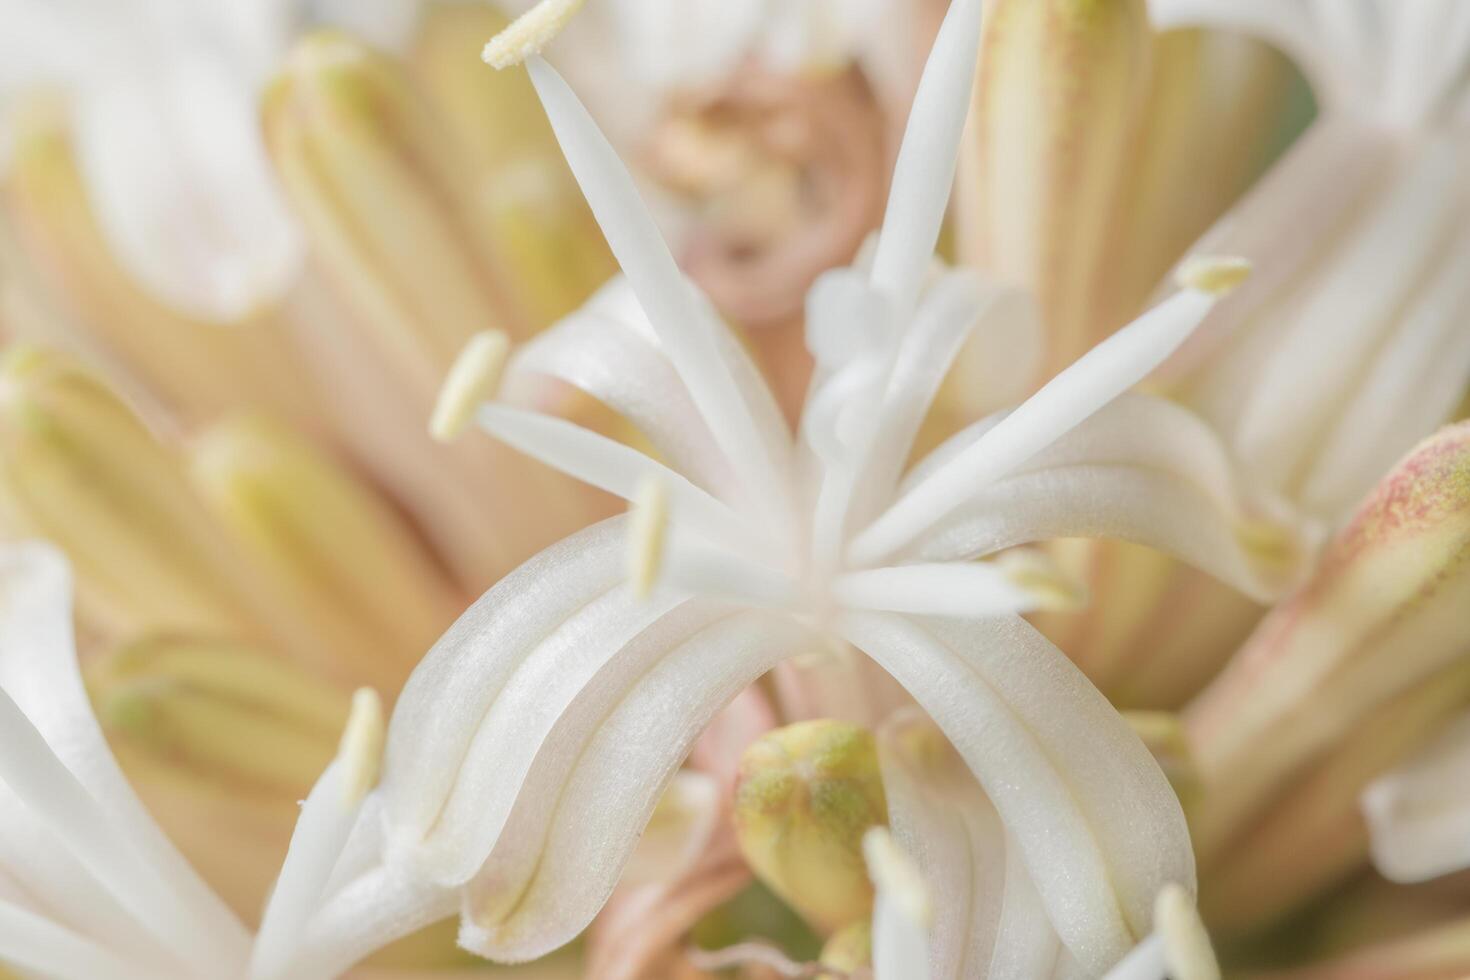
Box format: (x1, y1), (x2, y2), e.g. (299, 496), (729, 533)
(833, 562), (1061, 618)
(841, 612), (1193, 973)
(868, 0), (984, 314)
(505, 279), (740, 496)
(524, 57), (793, 528)
(851, 285), (1222, 564)
(73, 50), (302, 321)
(867, 828), (934, 980)
(456, 610), (813, 960)
(899, 394), (1308, 602)
(0, 901), (159, 980)
(0, 543), (248, 964)
(1362, 713), (1470, 884)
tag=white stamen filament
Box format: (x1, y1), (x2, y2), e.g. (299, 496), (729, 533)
(1155, 883), (1220, 980)
(430, 330), (510, 443)
(524, 57), (796, 536)
(849, 266), (1245, 565)
(628, 477), (669, 599)
(863, 827), (932, 929)
(0, 691), (223, 973)
(251, 688), (384, 980)
(1099, 933), (1165, 980)
(662, 538), (801, 610)
(481, 0), (587, 69)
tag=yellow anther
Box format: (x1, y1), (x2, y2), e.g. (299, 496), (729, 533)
(997, 547), (1089, 612)
(338, 688), (384, 805)
(429, 330), (510, 443)
(862, 826), (931, 929)
(481, 0), (587, 70)
(1175, 255), (1252, 297)
(627, 476), (669, 600)
(1155, 883), (1220, 980)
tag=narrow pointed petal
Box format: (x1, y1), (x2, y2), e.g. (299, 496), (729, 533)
(851, 278), (1235, 564)
(868, 0), (984, 314)
(523, 56), (792, 525)
(841, 612), (1193, 972)
(1362, 713), (1470, 884)
(0, 543), (249, 966)
(898, 393), (1307, 602)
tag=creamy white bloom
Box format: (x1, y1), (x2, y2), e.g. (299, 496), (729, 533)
(1152, 0), (1470, 524)
(0, 542), (449, 980)
(380, 0), (1309, 971)
(0, 0), (429, 322)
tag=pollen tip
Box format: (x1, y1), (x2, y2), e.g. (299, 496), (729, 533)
(628, 477), (670, 600)
(429, 330), (510, 443)
(481, 0), (587, 69)
(863, 827), (931, 929)
(338, 687), (384, 805)
(1175, 255), (1252, 297)
(1155, 883), (1220, 980)
(998, 548), (1088, 612)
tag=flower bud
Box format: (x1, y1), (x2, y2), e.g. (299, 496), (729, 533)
(0, 95), (319, 427)
(960, 0), (1152, 374)
(1186, 422), (1470, 936)
(88, 636), (349, 915)
(188, 413), (464, 690)
(0, 346), (287, 643)
(734, 720), (888, 932)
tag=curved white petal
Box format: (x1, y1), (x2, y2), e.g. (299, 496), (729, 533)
(455, 610), (814, 960)
(73, 50), (302, 321)
(1362, 713), (1470, 884)
(841, 612), (1193, 973)
(618, 770), (722, 889)
(900, 395), (1306, 602)
(505, 279), (740, 496)
(0, 543), (248, 968)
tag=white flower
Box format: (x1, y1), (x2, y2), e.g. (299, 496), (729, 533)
(0, 0), (424, 322)
(1151, 0), (1470, 524)
(381, 0), (1309, 973)
(0, 541), (449, 980)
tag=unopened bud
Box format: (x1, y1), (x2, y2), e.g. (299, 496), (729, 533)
(0, 347), (282, 642)
(1, 96), (318, 427)
(960, 0), (1152, 375)
(188, 413), (462, 690)
(1189, 422), (1470, 934)
(734, 720), (888, 932)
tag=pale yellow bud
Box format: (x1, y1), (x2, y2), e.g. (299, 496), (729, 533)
(89, 636), (349, 917)
(0, 95), (319, 428)
(0, 347), (289, 644)
(1189, 422), (1470, 936)
(188, 412), (463, 691)
(960, 0), (1152, 376)
(734, 720), (888, 933)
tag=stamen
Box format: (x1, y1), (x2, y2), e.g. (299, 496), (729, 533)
(663, 538), (800, 609)
(995, 548), (1089, 612)
(1155, 883), (1220, 980)
(429, 330), (510, 443)
(338, 688), (384, 806)
(628, 477), (669, 599)
(481, 0), (586, 69)
(832, 559), (1080, 618)
(1174, 256), (1253, 296)
(862, 827), (931, 929)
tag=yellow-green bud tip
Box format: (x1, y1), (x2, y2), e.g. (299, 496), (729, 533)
(1175, 255), (1252, 297)
(481, 0), (587, 69)
(1155, 883), (1220, 980)
(627, 477), (669, 600)
(338, 687), (384, 805)
(429, 330), (510, 443)
(863, 827), (932, 929)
